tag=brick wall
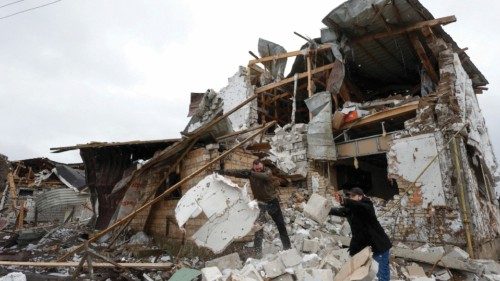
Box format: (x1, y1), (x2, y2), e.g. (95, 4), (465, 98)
(145, 146), (258, 243)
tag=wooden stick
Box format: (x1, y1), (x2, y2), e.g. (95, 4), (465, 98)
(216, 124), (266, 141)
(249, 45), (331, 65)
(57, 121), (276, 262)
(255, 63), (335, 94)
(0, 261), (173, 269)
(306, 53), (313, 121)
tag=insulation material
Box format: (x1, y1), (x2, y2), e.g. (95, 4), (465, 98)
(257, 38), (287, 79)
(175, 174), (259, 254)
(388, 133), (446, 206)
(305, 91), (336, 160)
(218, 67), (258, 131)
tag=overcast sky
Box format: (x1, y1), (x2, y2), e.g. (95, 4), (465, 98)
(0, 0), (499, 164)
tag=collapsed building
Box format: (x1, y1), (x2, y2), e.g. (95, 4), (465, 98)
(1, 0), (500, 280)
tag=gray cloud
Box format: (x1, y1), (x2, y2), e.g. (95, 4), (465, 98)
(1, 0), (499, 166)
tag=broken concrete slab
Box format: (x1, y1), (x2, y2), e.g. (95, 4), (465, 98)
(175, 174), (259, 254)
(263, 258), (286, 278)
(406, 264), (427, 278)
(303, 193), (332, 224)
(201, 267), (223, 281)
(443, 246), (469, 261)
(307, 269), (334, 281)
(434, 269), (452, 281)
(301, 238), (320, 253)
(392, 247), (484, 275)
(278, 248), (302, 268)
(205, 253), (243, 270)
(231, 264), (263, 281)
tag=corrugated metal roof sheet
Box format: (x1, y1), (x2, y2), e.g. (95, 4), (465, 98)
(322, 0), (488, 87)
(34, 189), (90, 213)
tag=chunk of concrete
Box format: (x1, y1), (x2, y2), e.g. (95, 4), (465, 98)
(435, 269), (452, 281)
(175, 174), (259, 253)
(331, 248), (350, 264)
(303, 194), (332, 224)
(321, 253), (343, 271)
(205, 253), (242, 270)
(278, 248), (302, 268)
(231, 264), (263, 281)
(201, 267), (223, 281)
(406, 265), (427, 278)
(302, 238), (320, 253)
(302, 254), (321, 268)
(444, 246), (469, 261)
(263, 259), (286, 278)
(308, 269), (334, 281)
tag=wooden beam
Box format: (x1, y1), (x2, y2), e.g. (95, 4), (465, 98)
(0, 261), (173, 269)
(255, 63), (334, 94)
(338, 101), (419, 130)
(248, 44), (331, 65)
(57, 121), (277, 262)
(409, 33), (439, 83)
(351, 16), (456, 44)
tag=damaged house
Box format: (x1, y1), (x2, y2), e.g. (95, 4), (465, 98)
(46, 0), (499, 261)
(2, 0), (497, 279)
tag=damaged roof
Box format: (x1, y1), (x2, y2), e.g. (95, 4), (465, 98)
(322, 0), (488, 87)
(50, 139), (180, 153)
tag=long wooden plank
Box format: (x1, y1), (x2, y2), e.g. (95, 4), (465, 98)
(255, 63), (335, 94)
(409, 33), (439, 83)
(339, 101), (419, 130)
(351, 16), (456, 44)
(0, 261), (173, 269)
(248, 44), (331, 65)
(57, 121), (277, 262)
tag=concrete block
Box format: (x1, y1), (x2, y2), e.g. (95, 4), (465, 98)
(205, 253), (242, 270)
(303, 194), (332, 224)
(302, 254), (321, 268)
(278, 248), (302, 267)
(406, 265), (427, 278)
(302, 239), (320, 253)
(435, 269), (452, 281)
(428, 246), (445, 256)
(444, 246), (469, 261)
(201, 267), (223, 281)
(232, 264), (263, 281)
(263, 258), (286, 278)
(308, 269), (334, 281)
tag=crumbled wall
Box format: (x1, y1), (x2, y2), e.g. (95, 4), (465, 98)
(218, 67), (258, 131)
(388, 133), (446, 206)
(145, 146), (258, 242)
(382, 46), (500, 256)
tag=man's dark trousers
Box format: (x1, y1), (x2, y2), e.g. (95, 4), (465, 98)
(254, 198), (291, 254)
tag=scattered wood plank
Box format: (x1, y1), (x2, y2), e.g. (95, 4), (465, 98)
(255, 63), (335, 94)
(351, 16), (456, 44)
(0, 261), (173, 269)
(338, 101), (419, 130)
(248, 44), (331, 65)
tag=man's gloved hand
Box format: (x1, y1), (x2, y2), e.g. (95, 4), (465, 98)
(333, 191), (344, 204)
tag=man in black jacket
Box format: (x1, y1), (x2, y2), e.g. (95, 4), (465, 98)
(216, 159), (291, 256)
(330, 187), (391, 281)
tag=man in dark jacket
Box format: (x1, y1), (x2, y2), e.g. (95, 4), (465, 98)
(330, 187), (391, 281)
(216, 159), (291, 256)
